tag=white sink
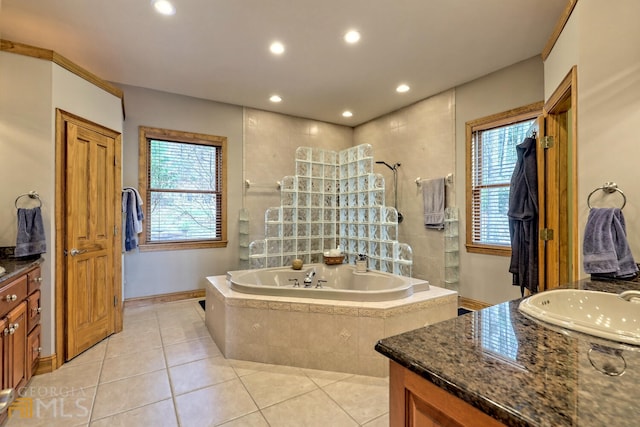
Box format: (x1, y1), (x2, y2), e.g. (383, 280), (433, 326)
(518, 289), (640, 345)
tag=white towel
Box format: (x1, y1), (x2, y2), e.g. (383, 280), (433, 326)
(422, 178), (445, 230)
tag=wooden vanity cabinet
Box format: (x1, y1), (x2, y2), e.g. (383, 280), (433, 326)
(389, 361), (506, 427)
(0, 266), (42, 393)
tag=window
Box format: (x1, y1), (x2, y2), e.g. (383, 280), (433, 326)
(465, 102), (542, 256)
(138, 126), (227, 251)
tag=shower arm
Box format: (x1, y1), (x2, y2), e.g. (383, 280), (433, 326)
(375, 161), (401, 212)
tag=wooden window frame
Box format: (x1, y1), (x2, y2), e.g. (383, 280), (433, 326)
(138, 126), (228, 251)
(465, 101), (543, 256)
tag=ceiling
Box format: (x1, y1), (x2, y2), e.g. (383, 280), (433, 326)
(0, 0), (565, 126)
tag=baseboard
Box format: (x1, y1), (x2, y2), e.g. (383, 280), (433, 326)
(458, 296), (492, 311)
(123, 289), (206, 308)
(35, 354), (57, 375)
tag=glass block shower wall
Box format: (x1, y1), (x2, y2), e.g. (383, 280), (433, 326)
(248, 144), (413, 276)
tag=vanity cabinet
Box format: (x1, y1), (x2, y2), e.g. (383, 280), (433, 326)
(0, 266), (42, 391)
(389, 361), (505, 427)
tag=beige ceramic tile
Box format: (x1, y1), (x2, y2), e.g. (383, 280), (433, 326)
(65, 340), (107, 367)
(322, 375), (389, 424)
(105, 328), (163, 359)
(163, 336), (222, 367)
(160, 321), (211, 346)
(217, 411), (270, 427)
(100, 347), (166, 384)
(261, 389), (357, 427)
(174, 379), (257, 426)
(90, 398), (178, 427)
(363, 413), (390, 427)
(169, 356), (237, 395)
(29, 360), (102, 392)
(91, 370), (172, 420)
(239, 369), (318, 409)
(301, 368), (353, 387)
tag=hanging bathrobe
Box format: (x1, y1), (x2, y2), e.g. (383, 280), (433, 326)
(508, 136), (538, 296)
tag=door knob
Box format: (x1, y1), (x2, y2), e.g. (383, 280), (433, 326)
(69, 248), (87, 256)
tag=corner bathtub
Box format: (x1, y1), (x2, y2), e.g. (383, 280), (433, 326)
(227, 263), (429, 302)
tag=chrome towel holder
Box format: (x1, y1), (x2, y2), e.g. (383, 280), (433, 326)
(14, 191), (42, 209)
(587, 182), (626, 209)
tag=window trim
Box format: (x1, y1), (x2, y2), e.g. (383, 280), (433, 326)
(465, 101), (543, 256)
(138, 126), (228, 251)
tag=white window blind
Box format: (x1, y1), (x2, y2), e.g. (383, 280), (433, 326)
(147, 139), (222, 242)
(470, 119), (535, 247)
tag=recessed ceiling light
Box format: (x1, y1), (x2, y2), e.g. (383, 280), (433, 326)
(396, 84), (410, 93)
(270, 41), (285, 55)
(342, 111), (353, 118)
(152, 0), (176, 16)
(344, 30), (361, 44)
(270, 95), (282, 103)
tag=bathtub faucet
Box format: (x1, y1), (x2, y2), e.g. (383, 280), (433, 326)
(303, 270), (316, 288)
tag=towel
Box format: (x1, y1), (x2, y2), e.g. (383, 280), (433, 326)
(15, 207), (47, 257)
(583, 208), (638, 278)
(122, 190), (141, 251)
(422, 177), (445, 229)
(123, 187), (144, 233)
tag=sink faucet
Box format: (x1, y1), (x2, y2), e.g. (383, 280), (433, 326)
(619, 290), (640, 302)
(303, 270), (315, 288)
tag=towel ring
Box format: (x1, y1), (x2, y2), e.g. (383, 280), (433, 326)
(15, 191), (42, 209)
(587, 182), (626, 210)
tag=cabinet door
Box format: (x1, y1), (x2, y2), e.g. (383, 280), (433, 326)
(27, 267), (42, 295)
(27, 324), (41, 381)
(7, 301), (27, 390)
(27, 290), (41, 333)
(0, 317), (6, 389)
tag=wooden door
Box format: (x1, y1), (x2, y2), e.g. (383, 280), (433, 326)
(64, 119), (118, 359)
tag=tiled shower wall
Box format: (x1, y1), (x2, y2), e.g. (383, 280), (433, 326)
(248, 144), (412, 276)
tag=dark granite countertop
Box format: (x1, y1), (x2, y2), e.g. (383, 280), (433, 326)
(375, 279), (640, 426)
(0, 253), (43, 286)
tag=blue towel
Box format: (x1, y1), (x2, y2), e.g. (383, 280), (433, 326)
(15, 207), (47, 257)
(583, 208), (638, 278)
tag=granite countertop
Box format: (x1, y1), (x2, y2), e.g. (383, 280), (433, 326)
(0, 254), (43, 285)
(375, 279), (640, 427)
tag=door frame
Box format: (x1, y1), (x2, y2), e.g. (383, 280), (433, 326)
(539, 66), (579, 290)
(54, 109), (123, 368)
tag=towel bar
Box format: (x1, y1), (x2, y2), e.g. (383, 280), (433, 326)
(415, 174), (453, 187)
(587, 182), (626, 209)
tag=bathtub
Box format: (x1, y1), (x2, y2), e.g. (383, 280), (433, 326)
(227, 263), (429, 302)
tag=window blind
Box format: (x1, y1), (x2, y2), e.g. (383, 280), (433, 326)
(470, 119), (534, 246)
(147, 139), (223, 242)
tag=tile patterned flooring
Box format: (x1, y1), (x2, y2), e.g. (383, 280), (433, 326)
(7, 299), (390, 426)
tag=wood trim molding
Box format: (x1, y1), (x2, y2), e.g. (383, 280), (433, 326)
(458, 296), (492, 311)
(124, 289), (206, 309)
(1, 39), (125, 115)
(541, 0), (578, 61)
(35, 354), (57, 375)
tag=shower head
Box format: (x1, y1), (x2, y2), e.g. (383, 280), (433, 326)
(375, 161), (401, 171)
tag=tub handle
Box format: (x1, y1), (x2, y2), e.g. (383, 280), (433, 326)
(289, 278), (300, 288)
(316, 279), (327, 289)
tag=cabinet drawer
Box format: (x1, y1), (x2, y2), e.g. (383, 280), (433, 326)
(27, 290), (41, 333)
(27, 324), (41, 382)
(0, 275), (28, 318)
(27, 267), (43, 294)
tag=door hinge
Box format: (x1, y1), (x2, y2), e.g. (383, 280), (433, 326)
(114, 225), (118, 236)
(541, 136), (554, 149)
(540, 228), (554, 241)
(114, 296), (117, 307)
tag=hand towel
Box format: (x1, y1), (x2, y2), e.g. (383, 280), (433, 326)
(583, 208), (638, 278)
(422, 177), (445, 230)
(15, 207), (47, 257)
(122, 190), (139, 251)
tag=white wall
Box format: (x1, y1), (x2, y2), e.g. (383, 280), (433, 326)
(0, 52), (123, 355)
(455, 56), (545, 304)
(545, 0), (640, 274)
(117, 84), (244, 299)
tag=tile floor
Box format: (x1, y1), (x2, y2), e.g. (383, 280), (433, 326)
(7, 299), (390, 426)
